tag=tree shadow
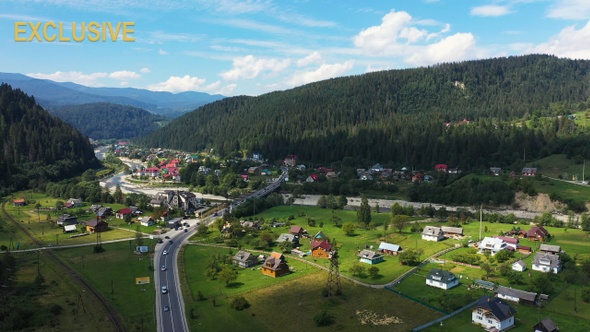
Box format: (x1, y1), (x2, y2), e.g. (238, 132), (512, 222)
(227, 281), (244, 288)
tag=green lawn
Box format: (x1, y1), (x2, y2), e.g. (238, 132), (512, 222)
(181, 245), (442, 332)
(56, 242), (157, 332)
(531, 154), (588, 180)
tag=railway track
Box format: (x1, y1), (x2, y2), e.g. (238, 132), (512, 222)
(1, 200), (126, 332)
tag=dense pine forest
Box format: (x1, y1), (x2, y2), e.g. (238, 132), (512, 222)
(0, 84), (99, 195)
(139, 55), (590, 168)
(49, 102), (167, 139)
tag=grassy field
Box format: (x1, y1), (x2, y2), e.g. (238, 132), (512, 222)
(532, 154), (588, 180)
(56, 241), (157, 332)
(181, 245), (442, 332)
(6, 250), (115, 332)
(532, 177), (590, 202)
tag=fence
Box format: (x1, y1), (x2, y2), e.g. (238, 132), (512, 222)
(411, 299), (479, 331)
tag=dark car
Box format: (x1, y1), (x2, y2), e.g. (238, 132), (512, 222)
(184, 229), (188, 233)
(165, 236), (170, 239)
(168, 240), (173, 244)
(163, 305), (170, 312)
(157, 238), (163, 243)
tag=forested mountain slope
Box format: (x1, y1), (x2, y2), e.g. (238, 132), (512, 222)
(50, 103), (167, 139)
(139, 55), (590, 167)
(0, 84), (99, 195)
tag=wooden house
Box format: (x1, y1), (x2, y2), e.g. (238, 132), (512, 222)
(289, 225), (306, 237)
(261, 252), (290, 278)
(495, 285), (538, 305)
(533, 318), (559, 332)
(12, 198), (26, 206)
(85, 219), (108, 233)
(378, 242), (402, 255)
(441, 226), (464, 238)
(526, 226), (550, 242)
(539, 244), (561, 255)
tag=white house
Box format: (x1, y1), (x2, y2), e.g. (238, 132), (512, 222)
(140, 217), (155, 227)
(494, 236), (519, 250)
(532, 253), (562, 274)
(425, 269), (459, 290)
(422, 226), (445, 242)
(512, 260), (527, 272)
(478, 237), (508, 256)
(472, 296), (516, 331)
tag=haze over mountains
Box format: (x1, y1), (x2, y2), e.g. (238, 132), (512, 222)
(0, 72), (225, 118)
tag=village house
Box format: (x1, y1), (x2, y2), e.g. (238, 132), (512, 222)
(494, 236), (519, 250)
(276, 233), (299, 246)
(472, 296), (516, 331)
(441, 226), (464, 238)
(495, 285), (538, 305)
(116, 207), (134, 219)
(517, 245), (532, 254)
(478, 237), (508, 256)
(56, 214), (78, 227)
(63, 224), (77, 233)
(425, 269), (459, 290)
(284, 155), (298, 167)
(539, 244), (561, 255)
(532, 253), (562, 274)
(490, 167), (502, 176)
(533, 318), (559, 332)
(261, 252), (290, 278)
(65, 198), (83, 208)
(233, 250), (258, 268)
(311, 231), (333, 258)
(12, 198), (26, 206)
(512, 260), (527, 272)
(522, 167), (538, 177)
(306, 174), (320, 182)
(378, 242), (402, 255)
(85, 219), (108, 233)
(435, 163), (448, 172)
(526, 225), (551, 241)
(357, 249), (384, 265)
(140, 217), (155, 227)
(289, 225), (306, 238)
(422, 226), (445, 242)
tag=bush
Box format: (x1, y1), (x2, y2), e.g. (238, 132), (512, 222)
(581, 288), (590, 303)
(313, 311), (335, 326)
(230, 296), (250, 311)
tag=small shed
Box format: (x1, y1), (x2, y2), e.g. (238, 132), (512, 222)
(358, 249), (384, 265)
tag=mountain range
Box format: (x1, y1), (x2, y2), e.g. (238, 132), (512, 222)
(0, 73), (225, 118)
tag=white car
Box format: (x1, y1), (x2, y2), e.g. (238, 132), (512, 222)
(162, 250), (168, 255)
(161, 265), (167, 271)
(161, 285), (168, 294)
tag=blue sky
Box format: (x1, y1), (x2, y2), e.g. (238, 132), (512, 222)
(2, 0), (590, 96)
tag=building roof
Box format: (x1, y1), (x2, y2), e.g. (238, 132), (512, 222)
(527, 226), (549, 238)
(539, 244), (561, 254)
(311, 239), (332, 251)
(118, 207), (133, 214)
(422, 226), (443, 236)
(276, 233), (296, 243)
(64, 224), (77, 232)
(233, 250), (256, 263)
(534, 318), (558, 332)
(494, 236), (519, 245)
(378, 242), (401, 252)
(86, 219), (105, 227)
(290, 225), (304, 234)
(496, 285), (537, 302)
(533, 253), (561, 268)
(441, 226), (463, 234)
(513, 260), (526, 268)
(426, 268), (457, 284)
(475, 296), (516, 322)
(479, 237), (507, 249)
(358, 249), (382, 260)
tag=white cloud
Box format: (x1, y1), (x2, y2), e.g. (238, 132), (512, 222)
(140, 67), (151, 73)
(288, 60), (355, 86)
(109, 70), (140, 80)
(405, 33), (477, 66)
(214, 0), (271, 14)
(297, 51), (322, 67)
(547, 0), (590, 20)
(220, 55), (291, 81)
(27, 71), (108, 86)
(530, 20), (590, 59)
(149, 31), (204, 43)
(470, 5), (512, 17)
(216, 83), (237, 95)
(148, 75), (207, 93)
(354, 10), (415, 55)
(277, 13), (337, 28)
(158, 49), (168, 55)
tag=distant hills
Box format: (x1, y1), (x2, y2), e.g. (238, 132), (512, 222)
(0, 73), (225, 118)
(49, 102), (168, 140)
(0, 83), (99, 195)
(139, 54), (590, 168)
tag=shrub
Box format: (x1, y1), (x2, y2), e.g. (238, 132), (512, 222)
(230, 296), (250, 311)
(313, 311), (335, 326)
